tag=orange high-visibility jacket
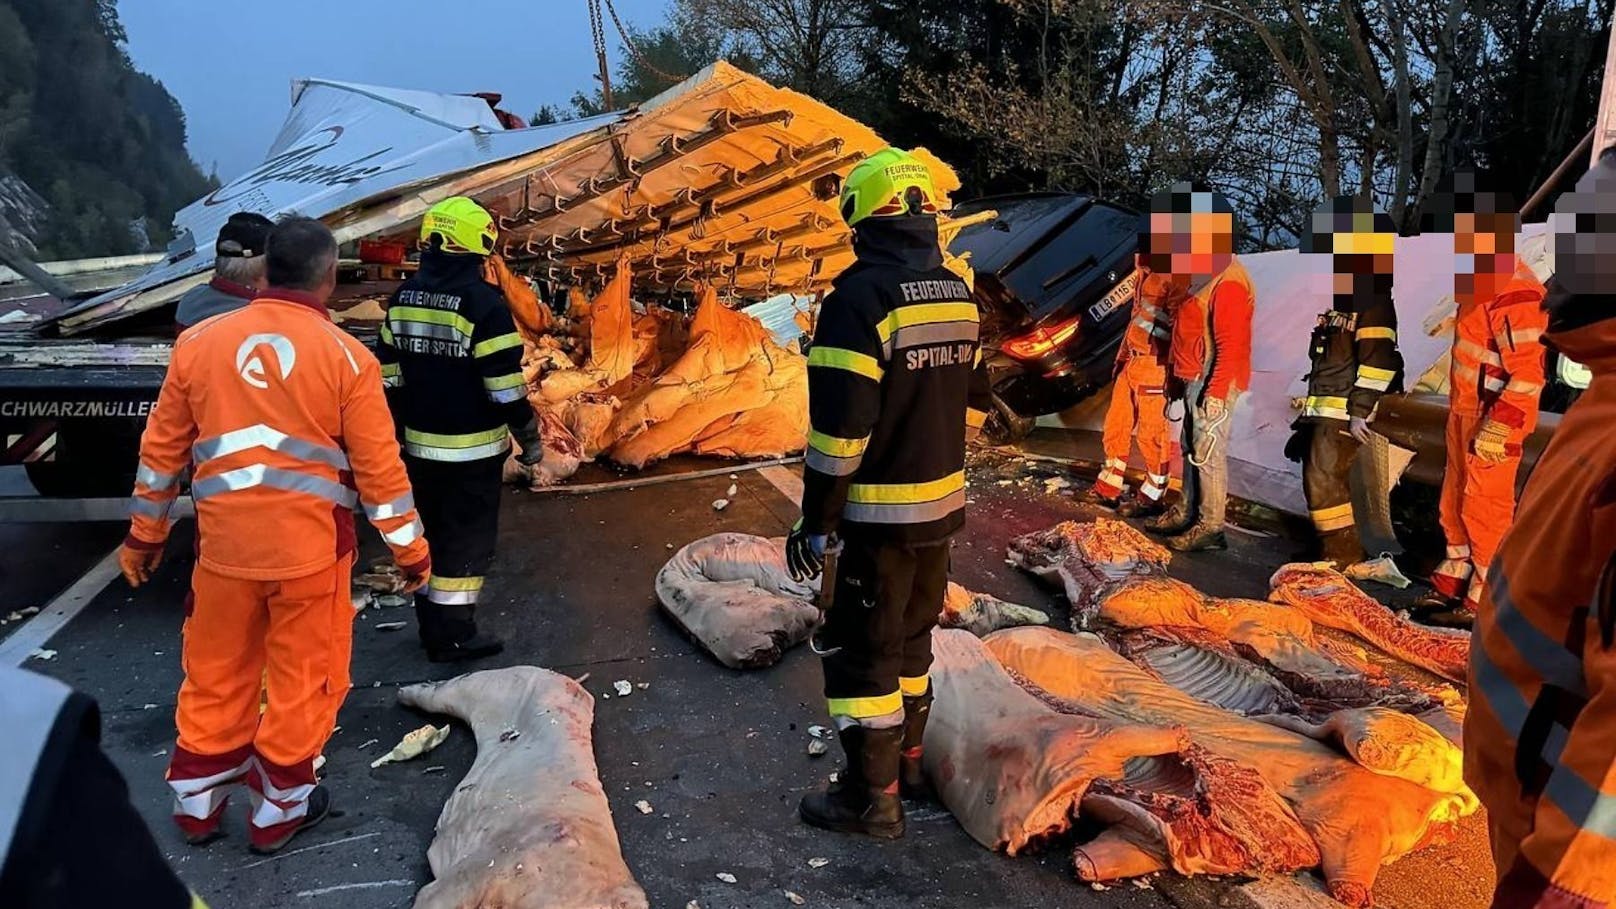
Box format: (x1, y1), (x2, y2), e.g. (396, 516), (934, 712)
(1466, 316), (1616, 908)
(1449, 265), (1548, 443)
(1169, 258), (1255, 399)
(1118, 267), (1175, 365)
(126, 290), (431, 581)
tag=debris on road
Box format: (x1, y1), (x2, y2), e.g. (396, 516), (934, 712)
(785, 891), (806, 905)
(807, 857), (829, 869)
(613, 680), (634, 697)
(422, 765), (446, 775)
(635, 799), (653, 815)
(358, 738), (379, 750)
(356, 563), (406, 593)
(2, 606), (40, 624)
(499, 727), (522, 743)
(807, 738), (828, 757)
(808, 725), (831, 739)
(374, 621), (407, 632)
(370, 723), (451, 769)
(726, 483), (738, 497)
(28, 648), (55, 661)
(716, 872), (737, 884)
(712, 498), (730, 511)
(375, 594), (410, 608)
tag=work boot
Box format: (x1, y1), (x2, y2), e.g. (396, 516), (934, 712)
(1167, 523), (1228, 553)
(1116, 496), (1167, 520)
(799, 724), (905, 839)
(1407, 590), (1462, 620)
(1076, 488), (1120, 509)
(420, 603), (504, 663)
(1319, 531), (1367, 570)
(1421, 606), (1476, 630)
(248, 785), (332, 855)
(1144, 505), (1193, 536)
(899, 690), (933, 802)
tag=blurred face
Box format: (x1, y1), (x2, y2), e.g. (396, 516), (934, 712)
(1452, 211), (1516, 271)
(1146, 211), (1233, 278)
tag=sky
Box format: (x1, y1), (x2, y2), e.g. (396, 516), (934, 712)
(119, 0), (669, 180)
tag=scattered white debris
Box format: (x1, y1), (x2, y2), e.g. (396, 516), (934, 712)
(142, 703), (158, 710)
(807, 738), (828, 757)
(729, 474), (739, 480)
(1043, 476), (1071, 491)
(357, 738), (379, 750)
(716, 872), (737, 884)
(686, 902), (701, 909)
(635, 799), (653, 815)
(28, 648), (55, 661)
(712, 498), (730, 511)
(807, 725), (832, 739)
(499, 727), (521, 743)
(996, 479), (1013, 486)
(666, 543), (675, 550)
(374, 621), (407, 632)
(1090, 882), (1109, 891)
(370, 724), (451, 769)
(2, 606), (40, 624)
(351, 593), (371, 613)
(726, 483), (738, 497)
(375, 594), (409, 608)
(807, 857), (830, 868)
(152, 749), (167, 757)
(613, 680), (633, 697)
(422, 765), (446, 774)
(1131, 878), (1154, 890)
(785, 891), (806, 906)
(636, 682), (649, 690)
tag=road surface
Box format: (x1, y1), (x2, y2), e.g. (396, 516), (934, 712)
(3, 452), (1489, 909)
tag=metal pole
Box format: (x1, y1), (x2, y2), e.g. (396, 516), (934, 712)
(1595, 9), (1616, 162)
(1522, 129), (1595, 220)
(0, 237), (74, 301)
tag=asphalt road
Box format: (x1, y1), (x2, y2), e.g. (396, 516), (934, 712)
(10, 453), (1488, 909)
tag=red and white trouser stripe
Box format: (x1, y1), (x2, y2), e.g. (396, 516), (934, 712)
(167, 744), (252, 838)
(246, 755), (318, 846)
(167, 745), (317, 845)
(1137, 472), (1169, 502)
(1093, 458), (1127, 499)
(1431, 544), (1473, 600)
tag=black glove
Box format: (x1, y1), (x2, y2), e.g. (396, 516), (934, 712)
(511, 419), (544, 467)
(785, 519), (827, 582)
(1165, 375), (1187, 402)
(1284, 423), (1313, 463)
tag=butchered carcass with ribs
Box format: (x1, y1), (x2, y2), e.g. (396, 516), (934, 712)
(923, 627), (1318, 880)
(1006, 519), (1171, 618)
(398, 668), (648, 909)
(985, 626), (1474, 908)
(1269, 563), (1470, 683)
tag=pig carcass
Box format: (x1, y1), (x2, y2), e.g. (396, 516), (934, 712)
(1257, 707), (1472, 798)
(940, 582), (1051, 636)
(504, 411), (584, 487)
(1006, 519), (1172, 621)
(1269, 563), (1470, 683)
(654, 533), (820, 669)
(398, 668), (648, 909)
(986, 626), (1474, 907)
(925, 629), (1318, 879)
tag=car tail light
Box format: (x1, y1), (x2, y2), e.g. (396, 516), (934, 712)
(1000, 311), (1083, 362)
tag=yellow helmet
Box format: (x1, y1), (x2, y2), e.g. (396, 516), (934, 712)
(839, 147), (939, 228)
(421, 196), (497, 255)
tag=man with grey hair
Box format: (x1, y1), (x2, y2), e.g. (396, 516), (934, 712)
(174, 212), (274, 331)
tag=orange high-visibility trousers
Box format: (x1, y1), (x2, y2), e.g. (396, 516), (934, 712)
(1095, 356), (1171, 500)
(1434, 411), (1521, 606)
(167, 554), (354, 845)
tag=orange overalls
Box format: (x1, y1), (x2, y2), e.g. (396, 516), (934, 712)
(1431, 265), (1547, 609)
(126, 290), (430, 849)
(1094, 268), (1176, 503)
(1465, 316), (1616, 908)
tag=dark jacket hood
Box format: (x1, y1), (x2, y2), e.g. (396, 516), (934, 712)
(852, 216), (944, 272)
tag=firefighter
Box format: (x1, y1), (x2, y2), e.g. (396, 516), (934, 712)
(378, 196), (543, 662)
(784, 147), (986, 839)
(1081, 256), (1176, 517)
(1143, 183), (1256, 552)
(1, 667), (207, 907)
(1465, 149), (1616, 909)
(118, 217), (432, 854)
(1286, 196), (1403, 568)
(174, 212), (273, 331)
(1412, 172), (1548, 628)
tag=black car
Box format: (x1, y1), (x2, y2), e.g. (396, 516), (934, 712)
(950, 193), (1141, 441)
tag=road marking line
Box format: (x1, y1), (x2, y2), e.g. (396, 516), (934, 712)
(757, 465), (802, 506)
(237, 831), (383, 869)
(295, 880), (413, 898)
(0, 547), (122, 667)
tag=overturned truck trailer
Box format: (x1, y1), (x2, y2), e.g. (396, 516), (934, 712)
(0, 62), (958, 496)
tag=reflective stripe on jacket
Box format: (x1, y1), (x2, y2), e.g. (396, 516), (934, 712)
(1465, 317), (1616, 907)
(1448, 265), (1548, 440)
(1300, 274), (1404, 423)
(129, 291), (430, 581)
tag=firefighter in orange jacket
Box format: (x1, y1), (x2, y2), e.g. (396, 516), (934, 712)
(1414, 172), (1548, 628)
(1465, 150), (1616, 909)
(1083, 256), (1176, 518)
(117, 218), (432, 855)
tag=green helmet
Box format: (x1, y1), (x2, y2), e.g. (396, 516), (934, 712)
(839, 147), (939, 227)
(421, 196), (497, 255)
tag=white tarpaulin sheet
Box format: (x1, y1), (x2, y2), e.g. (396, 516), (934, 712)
(1050, 225), (1552, 516)
(50, 79), (615, 332)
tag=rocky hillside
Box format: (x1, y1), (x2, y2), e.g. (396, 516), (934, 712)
(0, 0), (212, 260)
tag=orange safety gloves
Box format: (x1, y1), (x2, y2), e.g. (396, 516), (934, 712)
(119, 540), (165, 588)
(1472, 418), (1511, 464)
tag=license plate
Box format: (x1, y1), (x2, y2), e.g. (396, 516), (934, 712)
(1088, 270), (1138, 322)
